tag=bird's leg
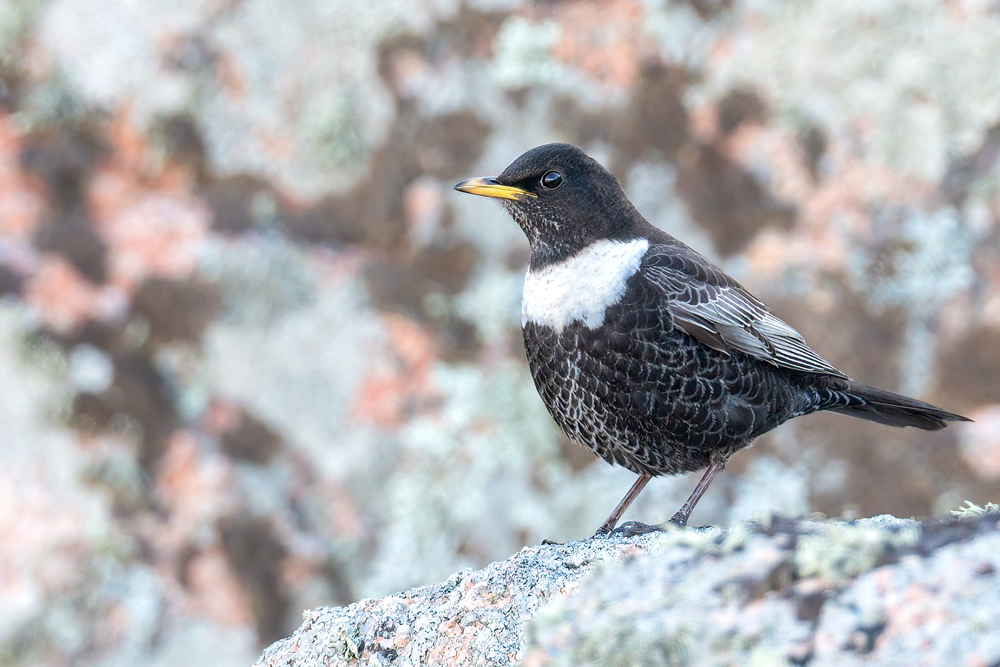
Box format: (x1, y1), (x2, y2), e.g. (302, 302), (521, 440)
(668, 455), (728, 527)
(594, 474), (652, 536)
(605, 456), (731, 537)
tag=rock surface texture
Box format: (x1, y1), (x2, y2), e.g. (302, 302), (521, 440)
(256, 515), (1000, 667)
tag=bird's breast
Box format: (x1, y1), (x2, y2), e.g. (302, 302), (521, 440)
(521, 238), (649, 333)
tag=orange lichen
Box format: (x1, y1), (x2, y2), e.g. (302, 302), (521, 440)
(184, 543), (255, 626)
(144, 430), (236, 575)
(0, 115), (45, 242)
(320, 482), (366, 541)
(549, 0), (651, 90)
(202, 399), (244, 435)
(351, 313), (439, 428)
(86, 109), (210, 294)
(719, 115), (936, 281)
(216, 52), (247, 100)
(155, 430), (234, 525)
(100, 192), (210, 292)
(23, 255), (107, 333)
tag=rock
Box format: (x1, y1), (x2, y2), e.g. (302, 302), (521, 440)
(256, 515), (1000, 667)
(253, 532), (661, 667)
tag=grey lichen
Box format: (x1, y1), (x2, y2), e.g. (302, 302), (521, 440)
(303, 90), (369, 171)
(490, 17), (565, 90)
(698, 0), (1000, 180)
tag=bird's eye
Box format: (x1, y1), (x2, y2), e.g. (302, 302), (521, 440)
(540, 170), (563, 190)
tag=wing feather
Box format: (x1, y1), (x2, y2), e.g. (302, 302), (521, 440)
(643, 244), (847, 378)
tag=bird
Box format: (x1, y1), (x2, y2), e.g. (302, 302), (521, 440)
(454, 143), (970, 537)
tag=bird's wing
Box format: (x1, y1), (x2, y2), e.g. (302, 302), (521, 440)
(642, 244), (848, 378)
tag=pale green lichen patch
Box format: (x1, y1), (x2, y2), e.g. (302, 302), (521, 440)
(794, 520), (920, 583)
(327, 621), (364, 661)
(951, 500), (1000, 518)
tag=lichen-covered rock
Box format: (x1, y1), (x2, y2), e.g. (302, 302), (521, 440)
(254, 533), (662, 667)
(259, 515), (1000, 667)
(524, 516), (1000, 667)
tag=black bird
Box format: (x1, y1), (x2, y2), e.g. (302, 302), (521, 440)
(455, 143), (970, 536)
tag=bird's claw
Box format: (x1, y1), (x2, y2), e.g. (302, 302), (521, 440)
(608, 520), (665, 537)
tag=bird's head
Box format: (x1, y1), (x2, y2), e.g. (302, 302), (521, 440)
(455, 143), (639, 265)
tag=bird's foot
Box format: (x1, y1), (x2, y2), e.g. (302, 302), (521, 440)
(540, 538), (564, 546)
(596, 516), (712, 538)
(664, 513), (713, 531)
(607, 520), (665, 537)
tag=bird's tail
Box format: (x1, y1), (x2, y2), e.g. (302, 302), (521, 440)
(829, 381), (971, 431)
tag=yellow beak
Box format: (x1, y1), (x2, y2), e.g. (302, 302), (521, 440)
(454, 177), (536, 201)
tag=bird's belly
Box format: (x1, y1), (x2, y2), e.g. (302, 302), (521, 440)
(522, 316), (798, 477)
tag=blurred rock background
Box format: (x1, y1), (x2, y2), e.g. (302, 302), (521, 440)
(0, 0), (998, 664)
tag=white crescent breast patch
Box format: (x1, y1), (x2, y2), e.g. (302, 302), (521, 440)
(522, 238), (649, 333)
